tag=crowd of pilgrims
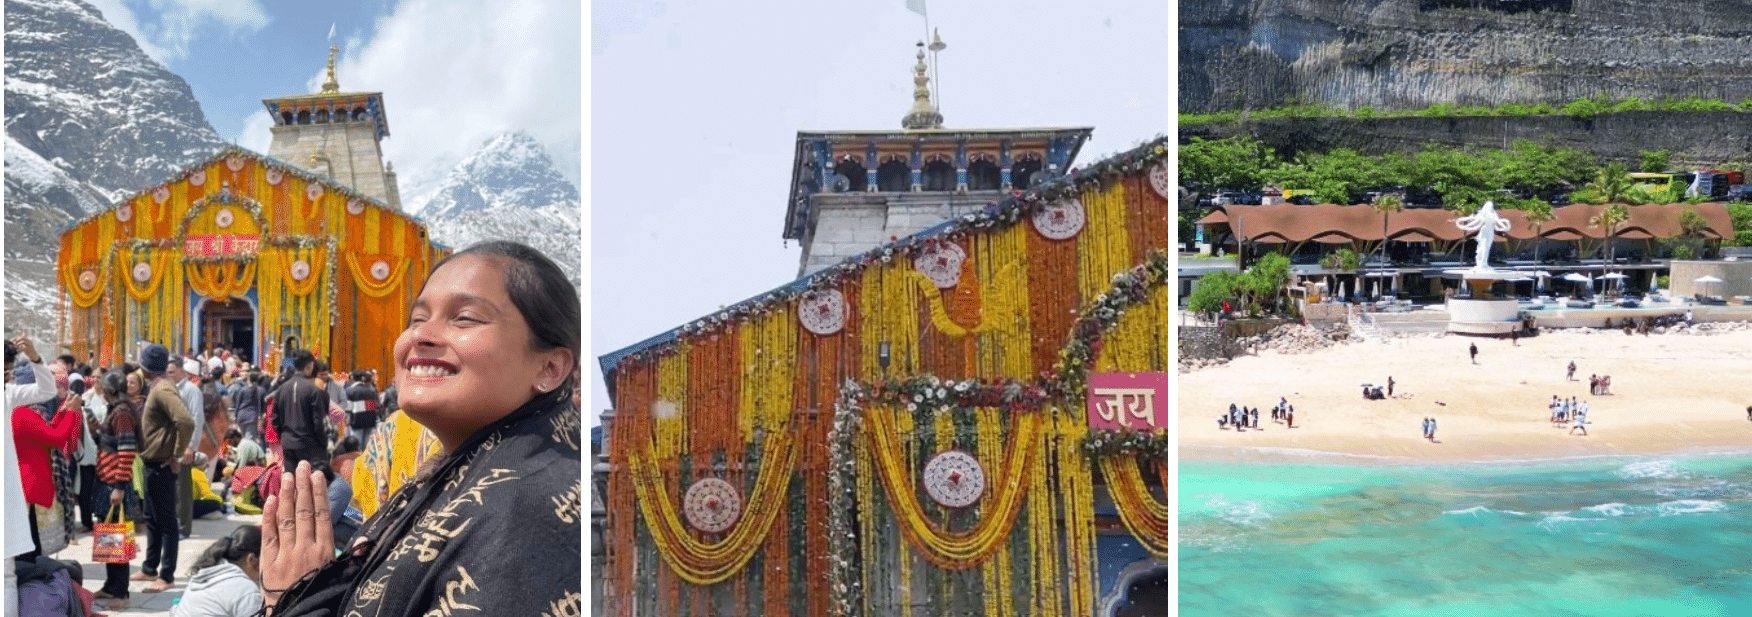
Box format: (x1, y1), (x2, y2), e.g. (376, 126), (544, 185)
(7, 335), (394, 614)
(1218, 397), (1297, 431)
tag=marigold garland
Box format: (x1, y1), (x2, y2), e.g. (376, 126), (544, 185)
(343, 253), (412, 298)
(626, 427), (799, 585)
(864, 399), (1039, 570)
(1099, 454), (1169, 557)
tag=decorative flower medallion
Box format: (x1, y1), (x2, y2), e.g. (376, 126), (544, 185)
(913, 242), (966, 288)
(922, 450), (986, 508)
(683, 478), (742, 533)
(798, 289), (847, 335)
(347, 199), (364, 215)
(290, 260), (312, 282)
(1032, 199), (1086, 240)
(306, 184), (324, 202)
(214, 208), (235, 229)
(132, 262), (152, 283)
(152, 186), (170, 204)
(226, 156), (245, 172)
(266, 168), (284, 185)
(77, 270), (97, 291)
(189, 170), (206, 187)
(370, 260), (391, 281)
(116, 204), (133, 222)
(1148, 161), (1174, 200)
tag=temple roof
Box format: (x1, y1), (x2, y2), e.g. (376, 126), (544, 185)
(603, 135), (1167, 394)
(1197, 202), (1734, 244)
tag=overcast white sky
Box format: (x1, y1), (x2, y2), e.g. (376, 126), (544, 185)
(87, 0), (582, 211)
(589, 0), (1169, 423)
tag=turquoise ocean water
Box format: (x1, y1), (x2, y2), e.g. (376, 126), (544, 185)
(1180, 453), (1752, 616)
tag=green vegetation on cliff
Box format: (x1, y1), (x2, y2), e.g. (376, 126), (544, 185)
(1180, 97), (1751, 126)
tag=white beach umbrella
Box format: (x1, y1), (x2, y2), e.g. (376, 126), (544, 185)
(1694, 275), (1724, 284)
(1562, 273), (1591, 283)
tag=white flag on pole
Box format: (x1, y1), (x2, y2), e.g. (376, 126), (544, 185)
(328, 23), (336, 41)
(905, 0), (926, 17)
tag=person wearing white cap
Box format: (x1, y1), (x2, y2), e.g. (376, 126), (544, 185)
(168, 357), (204, 538)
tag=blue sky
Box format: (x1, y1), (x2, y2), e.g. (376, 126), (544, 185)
(589, 0), (1170, 420)
(88, 0), (582, 210)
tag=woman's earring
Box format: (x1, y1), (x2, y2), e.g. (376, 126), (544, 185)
(536, 383), (547, 393)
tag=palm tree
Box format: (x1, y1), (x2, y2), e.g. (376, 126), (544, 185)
(1522, 201), (1555, 264)
(1370, 192), (1405, 267)
(1586, 162), (1633, 205)
(1590, 203), (1630, 294)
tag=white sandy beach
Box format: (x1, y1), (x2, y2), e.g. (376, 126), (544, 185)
(1179, 326), (1752, 462)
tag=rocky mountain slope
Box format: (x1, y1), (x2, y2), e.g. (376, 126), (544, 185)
(415, 132), (583, 292)
(1182, 0), (1752, 113)
(5, 0), (230, 339)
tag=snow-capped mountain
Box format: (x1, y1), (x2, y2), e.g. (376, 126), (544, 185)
(5, 0), (229, 337)
(416, 132), (582, 291)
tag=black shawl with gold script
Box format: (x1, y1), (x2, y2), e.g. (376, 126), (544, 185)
(264, 388), (582, 617)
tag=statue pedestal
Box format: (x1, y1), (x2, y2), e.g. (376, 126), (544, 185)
(1444, 268), (1523, 335)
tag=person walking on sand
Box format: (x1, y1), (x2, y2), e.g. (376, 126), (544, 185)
(1469, 343), (1478, 364)
(1569, 413), (1588, 436)
(1387, 377), (1395, 398)
(1567, 360), (1576, 381)
(1420, 417), (1430, 440)
(1511, 328), (1519, 346)
(1286, 405), (1295, 428)
(1428, 417), (1438, 442)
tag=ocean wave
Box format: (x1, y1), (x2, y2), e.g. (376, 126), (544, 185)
(1203, 496), (1274, 526)
(1535, 513), (1595, 532)
(1443, 505), (1529, 517)
(1656, 499), (1727, 516)
(1582, 502), (1628, 517)
(1615, 460), (1688, 480)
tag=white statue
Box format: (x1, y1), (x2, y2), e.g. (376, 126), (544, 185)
(1454, 200), (1512, 272)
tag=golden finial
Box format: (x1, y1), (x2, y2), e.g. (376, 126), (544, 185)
(320, 44), (340, 93)
(901, 41), (943, 130)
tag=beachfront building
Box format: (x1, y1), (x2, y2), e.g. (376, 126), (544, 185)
(1191, 202), (1736, 300)
(599, 50), (1169, 617)
(54, 46), (444, 378)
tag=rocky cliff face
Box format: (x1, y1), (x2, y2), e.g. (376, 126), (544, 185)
(1182, 0), (1752, 113)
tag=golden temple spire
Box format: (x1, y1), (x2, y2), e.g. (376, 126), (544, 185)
(320, 44), (340, 93)
(901, 41), (943, 130)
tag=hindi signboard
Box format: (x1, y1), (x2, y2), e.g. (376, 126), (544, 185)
(184, 234), (261, 257)
(1086, 372), (1167, 431)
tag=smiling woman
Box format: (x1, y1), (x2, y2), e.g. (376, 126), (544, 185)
(256, 240), (582, 617)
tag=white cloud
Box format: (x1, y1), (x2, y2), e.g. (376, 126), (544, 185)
(236, 109), (274, 154)
(92, 0), (272, 63)
(335, 0), (582, 197)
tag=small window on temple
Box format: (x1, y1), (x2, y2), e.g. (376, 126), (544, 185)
(296, 110), (311, 125)
(315, 109), (329, 123)
(877, 160), (911, 193)
(922, 159), (955, 192)
(833, 159), (868, 192)
(1012, 156), (1043, 189)
(968, 159), (1001, 191)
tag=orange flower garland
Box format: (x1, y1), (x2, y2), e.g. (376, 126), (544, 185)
(863, 405), (1040, 570)
(343, 253), (411, 298)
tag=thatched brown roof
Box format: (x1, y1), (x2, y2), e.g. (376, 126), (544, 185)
(1194, 203), (1735, 244)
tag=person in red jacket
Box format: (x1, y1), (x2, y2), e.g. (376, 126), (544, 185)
(12, 389), (81, 556)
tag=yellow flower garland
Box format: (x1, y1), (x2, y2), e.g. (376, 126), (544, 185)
(343, 252), (411, 298)
(1078, 181), (1134, 301)
(122, 250), (174, 302)
(626, 428), (798, 585)
(864, 405), (1040, 570)
(1057, 411), (1098, 611)
(654, 342), (690, 462)
(1099, 454), (1169, 557)
(283, 246), (324, 297)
